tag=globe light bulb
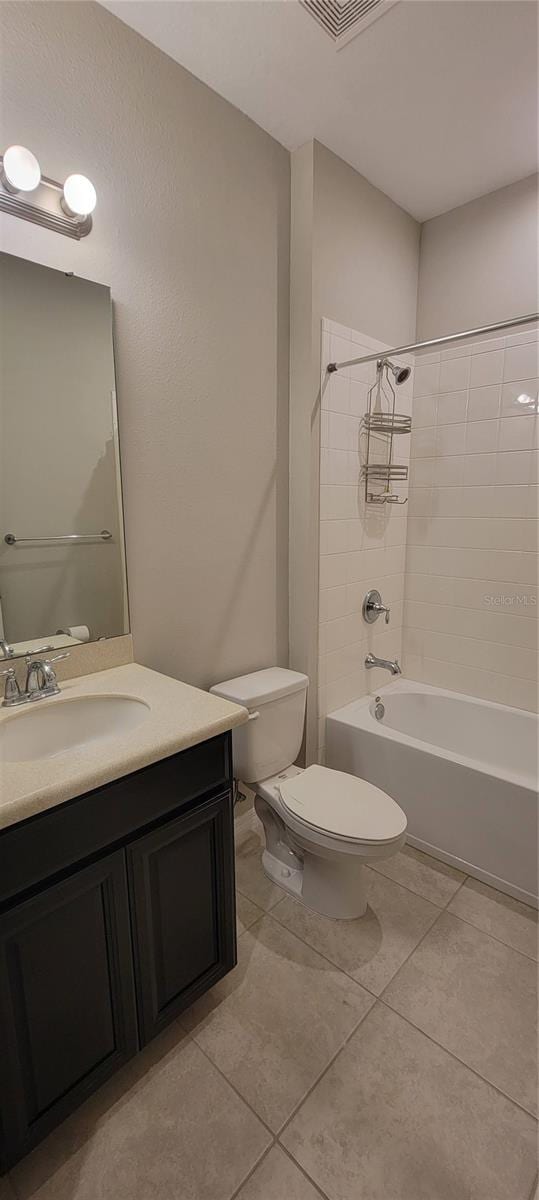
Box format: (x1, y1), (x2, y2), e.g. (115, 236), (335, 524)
(1, 145), (41, 193)
(62, 174), (97, 217)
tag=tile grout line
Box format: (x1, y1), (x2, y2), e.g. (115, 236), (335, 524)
(187, 941), (376, 1137)
(275, 996), (377, 1145)
(235, 866), (537, 1126)
(266, 869), (458, 1002)
(185, 1029), (276, 1139)
(278, 1143), (332, 1200)
(367, 860), (467, 909)
(228, 1142), (276, 1200)
(239, 850), (537, 965)
(237, 874), (539, 1127)
(434, 903), (539, 962)
(377, 994), (539, 1124)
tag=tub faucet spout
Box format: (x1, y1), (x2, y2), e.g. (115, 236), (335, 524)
(365, 653), (401, 677)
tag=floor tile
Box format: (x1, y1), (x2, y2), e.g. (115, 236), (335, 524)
(281, 1004), (537, 1200)
(447, 877), (538, 960)
(0, 1177), (16, 1200)
(235, 1146), (322, 1200)
(236, 892), (263, 936)
(11, 1027), (270, 1200)
(383, 911), (537, 1114)
(370, 843), (465, 907)
(182, 915), (373, 1131)
(272, 869), (440, 994)
(235, 824), (284, 911)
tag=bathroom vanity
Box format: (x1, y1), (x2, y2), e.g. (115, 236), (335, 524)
(0, 665), (247, 1170)
(0, 254), (250, 1171)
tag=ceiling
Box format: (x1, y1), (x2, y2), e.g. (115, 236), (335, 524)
(101, 0), (538, 221)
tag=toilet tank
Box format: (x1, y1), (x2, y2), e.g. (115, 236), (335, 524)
(210, 667), (309, 783)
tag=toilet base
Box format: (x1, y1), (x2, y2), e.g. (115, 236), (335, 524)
(261, 845), (368, 921)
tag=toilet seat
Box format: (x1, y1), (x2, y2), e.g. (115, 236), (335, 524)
(278, 764), (407, 845)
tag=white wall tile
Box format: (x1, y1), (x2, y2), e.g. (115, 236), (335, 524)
(500, 379), (538, 418)
(496, 450), (532, 485)
(411, 426), (437, 458)
(403, 327), (538, 711)
(462, 452), (497, 486)
(467, 385), (501, 423)
(436, 390), (468, 425)
(412, 395), (438, 428)
(436, 422), (466, 457)
(469, 349), (504, 388)
(503, 342), (539, 383)
(413, 360), (440, 396)
(320, 320), (538, 726)
(439, 356), (470, 393)
(498, 415), (538, 452)
(465, 419), (499, 455)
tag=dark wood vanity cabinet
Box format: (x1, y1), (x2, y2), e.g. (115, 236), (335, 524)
(128, 793), (235, 1043)
(0, 733), (236, 1170)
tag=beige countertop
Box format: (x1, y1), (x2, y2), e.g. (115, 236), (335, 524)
(0, 663), (248, 831)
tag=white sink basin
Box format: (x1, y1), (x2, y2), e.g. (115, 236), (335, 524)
(0, 694), (151, 763)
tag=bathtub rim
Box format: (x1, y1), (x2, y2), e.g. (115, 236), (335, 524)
(326, 678), (538, 794)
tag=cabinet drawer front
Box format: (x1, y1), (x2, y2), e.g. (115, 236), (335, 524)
(0, 851), (138, 1167)
(128, 792), (236, 1044)
(0, 733), (232, 906)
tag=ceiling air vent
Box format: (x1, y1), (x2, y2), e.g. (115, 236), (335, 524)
(300, 0), (399, 49)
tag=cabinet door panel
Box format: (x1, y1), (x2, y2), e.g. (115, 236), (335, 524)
(0, 851), (137, 1168)
(128, 792), (236, 1043)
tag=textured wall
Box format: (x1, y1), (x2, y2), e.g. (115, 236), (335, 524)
(0, 1), (290, 688)
(417, 174), (539, 340)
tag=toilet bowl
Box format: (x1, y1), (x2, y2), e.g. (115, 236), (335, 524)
(210, 668), (406, 920)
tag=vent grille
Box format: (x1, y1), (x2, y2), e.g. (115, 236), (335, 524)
(301, 0), (399, 48)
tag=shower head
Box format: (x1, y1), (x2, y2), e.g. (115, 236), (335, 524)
(381, 359), (411, 386)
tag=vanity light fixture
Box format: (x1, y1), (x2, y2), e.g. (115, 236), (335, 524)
(0, 145), (41, 193)
(61, 174), (97, 218)
(0, 145), (96, 239)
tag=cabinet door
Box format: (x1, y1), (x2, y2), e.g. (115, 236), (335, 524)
(128, 791), (236, 1044)
(0, 851), (138, 1168)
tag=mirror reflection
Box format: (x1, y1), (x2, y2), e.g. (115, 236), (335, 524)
(0, 253), (129, 659)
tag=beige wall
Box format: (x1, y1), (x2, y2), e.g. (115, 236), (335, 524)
(417, 174), (539, 340)
(313, 143), (420, 348)
(289, 141), (420, 758)
(0, 1), (290, 689)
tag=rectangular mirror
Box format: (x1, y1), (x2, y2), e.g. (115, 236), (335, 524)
(0, 252), (129, 659)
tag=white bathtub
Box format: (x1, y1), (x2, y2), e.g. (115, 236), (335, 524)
(326, 679), (538, 907)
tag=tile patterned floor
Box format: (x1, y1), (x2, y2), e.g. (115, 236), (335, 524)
(5, 826), (538, 1200)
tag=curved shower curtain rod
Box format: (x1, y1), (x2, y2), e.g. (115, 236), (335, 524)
(326, 311), (539, 374)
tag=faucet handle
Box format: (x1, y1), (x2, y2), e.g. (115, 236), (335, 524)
(0, 667), (22, 707)
(362, 589), (391, 625)
(47, 652), (70, 665)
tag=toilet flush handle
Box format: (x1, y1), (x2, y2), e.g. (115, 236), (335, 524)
(248, 710), (260, 721)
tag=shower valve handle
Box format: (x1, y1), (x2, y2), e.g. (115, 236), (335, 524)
(362, 589), (390, 625)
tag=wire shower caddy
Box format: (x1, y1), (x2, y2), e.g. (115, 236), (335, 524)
(362, 360), (411, 505)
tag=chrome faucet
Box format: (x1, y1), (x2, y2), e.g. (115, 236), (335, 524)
(365, 652), (401, 677)
(1, 653), (69, 708)
(0, 639), (14, 659)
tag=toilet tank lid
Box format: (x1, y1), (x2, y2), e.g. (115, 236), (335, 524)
(210, 667), (309, 708)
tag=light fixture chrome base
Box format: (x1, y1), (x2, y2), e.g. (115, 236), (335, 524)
(0, 164), (92, 240)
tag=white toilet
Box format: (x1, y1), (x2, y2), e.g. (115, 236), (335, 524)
(210, 667), (407, 920)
